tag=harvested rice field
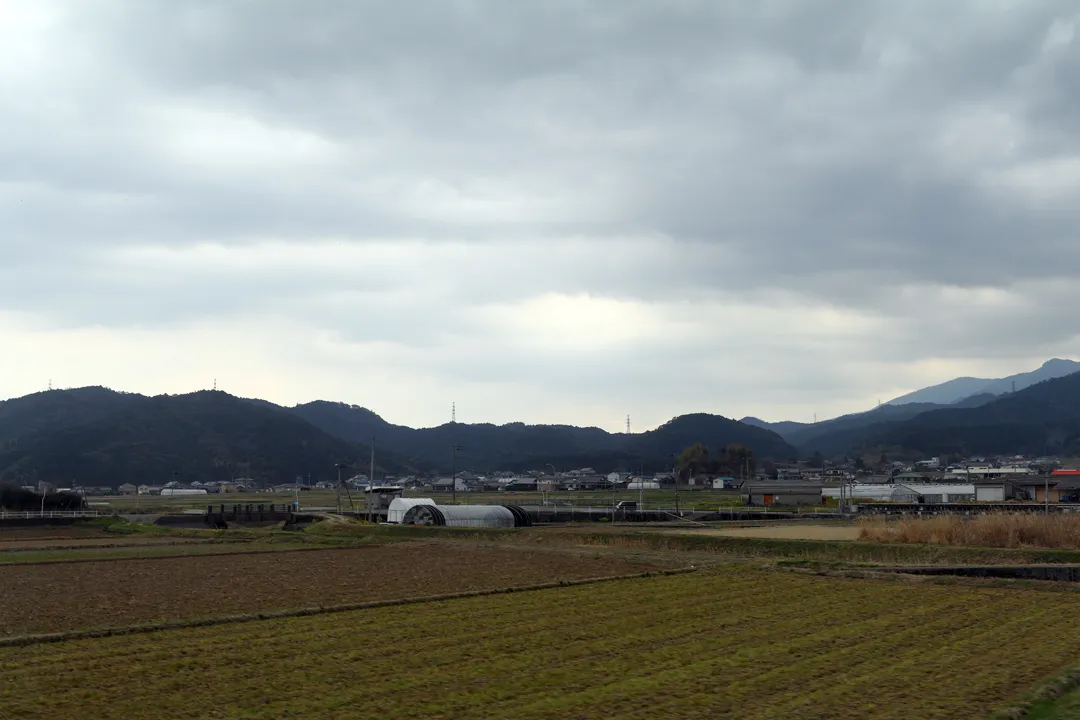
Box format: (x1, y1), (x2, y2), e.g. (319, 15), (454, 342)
(2, 567), (1077, 719)
(0, 543), (658, 637)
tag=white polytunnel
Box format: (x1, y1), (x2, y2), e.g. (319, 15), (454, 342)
(398, 504), (532, 528)
(386, 497), (436, 523)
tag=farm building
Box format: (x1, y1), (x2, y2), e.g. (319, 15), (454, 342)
(397, 503), (532, 528)
(743, 483), (823, 507)
(626, 481), (661, 490)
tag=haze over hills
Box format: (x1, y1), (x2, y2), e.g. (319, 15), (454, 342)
(885, 358), (1080, 406)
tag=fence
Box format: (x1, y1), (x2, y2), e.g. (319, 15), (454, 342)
(0, 510), (103, 520)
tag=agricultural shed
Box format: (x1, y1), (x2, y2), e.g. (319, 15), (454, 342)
(399, 504), (531, 528)
(626, 481), (661, 490)
(743, 483), (823, 507)
(386, 498), (435, 523)
(974, 482), (1006, 502)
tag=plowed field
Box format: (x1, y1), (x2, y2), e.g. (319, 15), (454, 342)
(1, 567), (1077, 719)
(0, 544), (657, 636)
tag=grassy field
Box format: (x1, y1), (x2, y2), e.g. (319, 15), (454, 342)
(1025, 685), (1080, 719)
(3, 566), (1079, 719)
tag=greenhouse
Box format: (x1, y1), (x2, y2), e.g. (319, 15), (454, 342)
(398, 503), (532, 528)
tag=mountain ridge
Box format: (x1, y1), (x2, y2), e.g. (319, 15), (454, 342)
(885, 358), (1080, 406)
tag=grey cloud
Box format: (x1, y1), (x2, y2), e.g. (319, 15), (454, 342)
(3, 0), (1080, 423)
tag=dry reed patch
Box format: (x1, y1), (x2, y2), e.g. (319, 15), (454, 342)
(858, 514), (1080, 549)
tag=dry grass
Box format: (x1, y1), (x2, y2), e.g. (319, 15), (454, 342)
(859, 513), (1080, 549)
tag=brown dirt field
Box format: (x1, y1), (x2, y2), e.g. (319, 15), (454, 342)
(0, 543), (659, 636)
(669, 524), (862, 541)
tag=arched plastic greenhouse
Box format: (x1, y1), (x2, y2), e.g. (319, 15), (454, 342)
(398, 503), (532, 528)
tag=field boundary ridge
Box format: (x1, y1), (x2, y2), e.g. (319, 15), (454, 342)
(0, 543), (374, 568)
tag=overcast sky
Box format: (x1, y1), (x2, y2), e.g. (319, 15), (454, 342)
(2, 1), (1079, 431)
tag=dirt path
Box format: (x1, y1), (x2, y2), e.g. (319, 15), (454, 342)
(668, 524), (862, 541)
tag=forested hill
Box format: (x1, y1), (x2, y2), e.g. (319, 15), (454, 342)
(291, 402), (797, 473)
(0, 387), (796, 486)
(0, 389), (411, 488)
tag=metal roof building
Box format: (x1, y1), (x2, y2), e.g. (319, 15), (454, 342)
(824, 483), (977, 503)
(823, 485), (902, 502)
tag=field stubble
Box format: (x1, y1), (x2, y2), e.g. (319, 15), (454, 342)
(0, 543), (659, 637)
(2, 567), (1079, 719)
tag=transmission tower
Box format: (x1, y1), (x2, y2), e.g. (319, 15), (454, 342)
(626, 415), (631, 434)
(452, 402), (456, 423)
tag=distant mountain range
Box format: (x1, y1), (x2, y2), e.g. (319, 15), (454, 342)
(4, 357), (1079, 489)
(745, 362), (1080, 459)
(885, 358), (1080, 406)
(0, 388), (796, 488)
(290, 404), (796, 473)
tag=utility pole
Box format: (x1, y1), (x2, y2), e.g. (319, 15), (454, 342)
(451, 444), (461, 505)
(674, 456), (680, 516)
(336, 464), (343, 514)
(369, 436), (376, 488)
